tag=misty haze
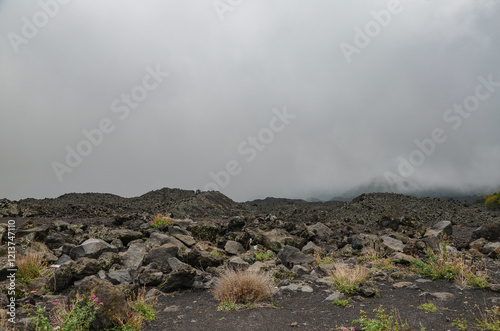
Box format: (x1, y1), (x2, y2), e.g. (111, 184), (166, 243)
(1, 1), (499, 201)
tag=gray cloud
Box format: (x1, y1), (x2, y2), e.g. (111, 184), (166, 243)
(1, 0), (499, 202)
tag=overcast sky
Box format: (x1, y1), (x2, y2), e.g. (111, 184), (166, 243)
(1, 0), (499, 202)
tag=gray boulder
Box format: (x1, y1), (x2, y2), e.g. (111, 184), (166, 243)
(263, 229), (303, 252)
(107, 269), (133, 285)
(48, 264), (74, 292)
(224, 240), (245, 255)
(70, 239), (118, 260)
(424, 221), (452, 239)
(136, 263), (164, 286)
(278, 245), (315, 268)
(381, 235), (404, 253)
(307, 222), (333, 240)
(158, 258), (197, 292)
(98, 252), (121, 270)
(121, 242), (146, 270)
(473, 223), (500, 242)
(105, 229), (143, 245)
(301, 241), (321, 255)
(483, 242), (500, 258)
(144, 243), (179, 271)
(228, 256), (249, 270)
(70, 258), (101, 280)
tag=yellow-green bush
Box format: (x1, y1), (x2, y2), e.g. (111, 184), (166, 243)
(484, 193), (500, 211)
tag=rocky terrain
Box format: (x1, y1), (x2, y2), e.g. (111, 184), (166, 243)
(1, 188), (500, 330)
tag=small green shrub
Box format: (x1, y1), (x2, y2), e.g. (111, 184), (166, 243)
(467, 273), (489, 288)
(353, 306), (412, 331)
(110, 288), (157, 331)
(409, 243), (489, 288)
(216, 300), (240, 311)
(255, 250), (274, 261)
(372, 258), (397, 272)
(418, 303), (437, 313)
(151, 214), (173, 229)
(314, 249), (334, 264)
(452, 317), (468, 331)
(333, 298), (352, 307)
(475, 305), (500, 330)
(28, 304), (51, 331)
(129, 290), (155, 322)
(52, 295), (101, 331)
(485, 193), (500, 211)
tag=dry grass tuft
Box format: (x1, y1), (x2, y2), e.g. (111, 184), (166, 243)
(329, 264), (369, 294)
(212, 268), (275, 306)
(16, 252), (47, 284)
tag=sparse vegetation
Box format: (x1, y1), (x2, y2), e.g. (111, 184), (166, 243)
(16, 252), (47, 284)
(255, 250), (274, 261)
(371, 258), (397, 272)
(452, 317), (469, 331)
(474, 305), (500, 330)
(51, 294), (101, 331)
(112, 288), (156, 331)
(151, 214), (173, 229)
(409, 242), (489, 288)
(25, 289), (156, 331)
(29, 304), (51, 331)
(418, 303), (437, 313)
(314, 249), (334, 264)
(330, 264), (369, 294)
(353, 306), (412, 331)
(476, 192), (500, 211)
(212, 268), (275, 309)
(216, 300), (240, 311)
(333, 297), (352, 307)
(210, 249), (224, 257)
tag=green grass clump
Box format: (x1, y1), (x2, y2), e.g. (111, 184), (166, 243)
(475, 306), (500, 331)
(26, 289), (156, 331)
(113, 288), (156, 330)
(255, 250), (274, 261)
(409, 243), (489, 288)
(333, 298), (352, 307)
(151, 214), (173, 229)
(353, 306), (412, 331)
(216, 300), (240, 311)
(418, 303), (437, 313)
(452, 317), (468, 331)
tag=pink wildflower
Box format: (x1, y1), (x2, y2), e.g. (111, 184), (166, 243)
(99, 302), (104, 305)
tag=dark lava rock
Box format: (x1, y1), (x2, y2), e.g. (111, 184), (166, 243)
(472, 223), (500, 242)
